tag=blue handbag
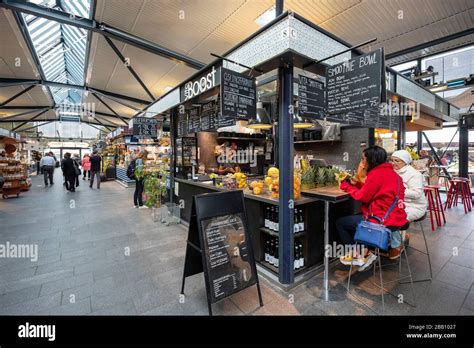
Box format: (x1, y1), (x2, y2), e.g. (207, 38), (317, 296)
(354, 177), (400, 251)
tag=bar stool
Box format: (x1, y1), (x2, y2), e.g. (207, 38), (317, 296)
(346, 239), (416, 314)
(425, 185), (446, 226)
(445, 179), (472, 214)
(424, 186), (441, 231)
(401, 213), (432, 284)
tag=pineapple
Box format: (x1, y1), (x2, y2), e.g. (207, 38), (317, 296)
(300, 166), (315, 189)
(315, 167), (326, 186)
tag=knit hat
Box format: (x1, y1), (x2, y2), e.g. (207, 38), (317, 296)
(391, 150), (412, 165)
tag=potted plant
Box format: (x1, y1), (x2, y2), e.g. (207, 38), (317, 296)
(143, 170), (168, 221)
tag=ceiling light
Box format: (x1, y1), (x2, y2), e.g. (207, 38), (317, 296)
(247, 102), (272, 129)
(164, 86), (173, 92)
(255, 6), (276, 28)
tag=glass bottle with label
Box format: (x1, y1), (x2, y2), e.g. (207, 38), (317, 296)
(274, 241), (279, 268)
(294, 244), (299, 270)
(264, 207), (270, 228)
(294, 208), (299, 233)
(298, 209), (304, 232)
(269, 239), (275, 265)
(270, 206), (275, 231)
(275, 206), (279, 232)
(299, 243), (304, 268)
(264, 239), (270, 263)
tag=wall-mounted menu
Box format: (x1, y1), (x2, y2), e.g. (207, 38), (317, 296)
(132, 117), (158, 138)
(201, 100), (218, 131)
(298, 75), (325, 119)
(326, 49), (384, 115)
(187, 107), (201, 134)
(220, 67), (256, 121)
(177, 112), (187, 138)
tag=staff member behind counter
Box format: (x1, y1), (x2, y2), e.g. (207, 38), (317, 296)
(336, 146), (409, 270)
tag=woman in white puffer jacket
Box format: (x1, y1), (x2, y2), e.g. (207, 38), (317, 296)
(390, 150), (428, 222)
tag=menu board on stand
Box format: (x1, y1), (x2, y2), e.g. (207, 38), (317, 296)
(219, 68), (256, 127)
(180, 190), (263, 315)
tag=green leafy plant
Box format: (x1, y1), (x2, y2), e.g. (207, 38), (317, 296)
(143, 170), (167, 208)
(134, 165), (145, 180)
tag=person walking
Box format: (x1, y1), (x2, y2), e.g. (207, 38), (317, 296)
(72, 154), (81, 187)
(39, 152), (55, 186)
(89, 150), (102, 189)
(133, 150), (148, 208)
(61, 153), (77, 192)
(82, 154), (91, 180)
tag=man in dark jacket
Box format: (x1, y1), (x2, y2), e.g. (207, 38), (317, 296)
(89, 150), (101, 189)
(61, 152), (77, 192)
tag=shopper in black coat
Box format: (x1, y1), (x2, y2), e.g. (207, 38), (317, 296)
(62, 153), (77, 192)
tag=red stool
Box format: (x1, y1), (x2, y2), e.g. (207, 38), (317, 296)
(424, 187), (441, 231)
(426, 185), (446, 226)
(445, 179), (472, 214)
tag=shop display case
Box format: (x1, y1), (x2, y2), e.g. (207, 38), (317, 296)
(0, 156), (30, 198)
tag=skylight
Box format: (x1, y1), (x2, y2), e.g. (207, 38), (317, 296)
(22, 0), (92, 121)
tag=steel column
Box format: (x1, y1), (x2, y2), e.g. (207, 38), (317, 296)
(417, 131), (423, 153)
(459, 117), (469, 178)
(277, 64), (294, 284)
(275, 0), (284, 16)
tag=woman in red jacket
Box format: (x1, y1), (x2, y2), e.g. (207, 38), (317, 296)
(336, 146), (409, 271)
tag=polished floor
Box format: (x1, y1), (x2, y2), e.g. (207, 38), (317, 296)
(0, 171), (472, 315)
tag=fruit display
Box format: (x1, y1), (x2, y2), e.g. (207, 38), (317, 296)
(222, 175), (236, 190)
(300, 165), (316, 190)
(248, 180), (265, 195)
(232, 172), (247, 189)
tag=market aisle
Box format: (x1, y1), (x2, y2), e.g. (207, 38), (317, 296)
(0, 171), (473, 315)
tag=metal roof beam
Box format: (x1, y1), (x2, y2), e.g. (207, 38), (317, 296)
(386, 28), (474, 61)
(90, 92), (129, 126)
(11, 108), (50, 131)
(17, 120), (55, 132)
(0, 0), (205, 70)
(104, 36), (154, 101)
(0, 78), (150, 105)
(0, 84), (37, 106)
(0, 107), (50, 121)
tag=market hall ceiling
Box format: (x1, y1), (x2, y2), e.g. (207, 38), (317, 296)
(0, 0), (472, 127)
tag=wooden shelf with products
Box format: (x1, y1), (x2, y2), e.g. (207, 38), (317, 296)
(0, 157), (30, 199)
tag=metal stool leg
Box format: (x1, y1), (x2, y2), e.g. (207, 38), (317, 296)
(435, 188), (446, 224)
(402, 247), (417, 308)
(401, 221), (432, 283)
(347, 242), (357, 292)
(376, 248), (385, 314)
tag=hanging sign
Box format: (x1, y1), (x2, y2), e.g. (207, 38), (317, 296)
(220, 68), (256, 121)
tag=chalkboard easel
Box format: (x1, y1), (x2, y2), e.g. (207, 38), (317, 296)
(180, 190), (264, 315)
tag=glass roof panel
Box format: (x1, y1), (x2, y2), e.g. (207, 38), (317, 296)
(23, 0), (92, 128)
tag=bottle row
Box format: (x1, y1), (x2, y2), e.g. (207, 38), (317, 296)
(264, 237), (305, 270)
(264, 206), (305, 233)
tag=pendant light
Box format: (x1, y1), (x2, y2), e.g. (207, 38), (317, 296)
(293, 100), (313, 129)
(247, 101), (273, 129)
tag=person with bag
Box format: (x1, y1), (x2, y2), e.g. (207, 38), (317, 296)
(132, 150), (148, 209)
(336, 146), (409, 271)
(89, 150), (102, 189)
(61, 152), (77, 192)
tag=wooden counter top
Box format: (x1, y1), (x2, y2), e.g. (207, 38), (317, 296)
(174, 178), (319, 206)
(301, 185), (350, 202)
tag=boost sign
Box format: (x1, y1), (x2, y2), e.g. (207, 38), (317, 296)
(181, 66), (220, 101)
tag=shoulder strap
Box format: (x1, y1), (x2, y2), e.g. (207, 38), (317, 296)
(381, 174), (400, 223)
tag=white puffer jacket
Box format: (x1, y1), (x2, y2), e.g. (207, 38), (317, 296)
(396, 164), (428, 222)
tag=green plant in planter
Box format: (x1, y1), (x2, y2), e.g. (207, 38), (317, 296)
(144, 171), (167, 208)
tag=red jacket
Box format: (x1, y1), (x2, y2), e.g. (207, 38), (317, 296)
(340, 163), (408, 227)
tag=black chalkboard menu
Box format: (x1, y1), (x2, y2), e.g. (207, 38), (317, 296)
(177, 112), (187, 138)
(187, 108), (200, 134)
(220, 67), (256, 121)
(326, 49), (384, 115)
(181, 190), (263, 315)
(132, 117), (158, 138)
(201, 100), (218, 131)
(298, 75), (325, 119)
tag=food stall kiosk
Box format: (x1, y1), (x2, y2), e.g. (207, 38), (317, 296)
(144, 11), (459, 290)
